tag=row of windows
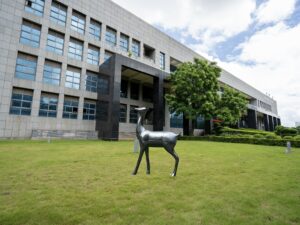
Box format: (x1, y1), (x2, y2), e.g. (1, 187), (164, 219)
(170, 113), (205, 129)
(23, 0), (166, 68)
(10, 88), (109, 121)
(120, 79), (154, 102)
(15, 52), (110, 93)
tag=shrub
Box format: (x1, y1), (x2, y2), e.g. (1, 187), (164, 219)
(220, 127), (272, 136)
(294, 135), (300, 141)
(275, 126), (298, 137)
(253, 134), (265, 139)
(283, 136), (293, 140)
(179, 135), (300, 147)
(265, 134), (277, 139)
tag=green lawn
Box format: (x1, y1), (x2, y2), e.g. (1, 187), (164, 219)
(0, 140), (299, 225)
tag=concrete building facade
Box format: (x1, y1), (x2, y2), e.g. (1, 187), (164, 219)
(0, 0), (280, 139)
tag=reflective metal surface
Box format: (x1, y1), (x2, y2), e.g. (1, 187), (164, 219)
(132, 107), (180, 176)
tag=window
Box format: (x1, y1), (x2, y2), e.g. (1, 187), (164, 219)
(119, 104), (127, 123)
(50, 1), (67, 26)
(144, 44), (155, 62)
(87, 45), (100, 65)
(39, 93), (58, 117)
(142, 85), (153, 102)
(170, 112), (183, 128)
(98, 101), (108, 121)
(130, 105), (138, 124)
(85, 71), (98, 93)
(83, 99), (96, 120)
(68, 38), (83, 61)
(15, 53), (37, 81)
(105, 27), (116, 46)
(89, 19), (101, 40)
(85, 72), (109, 94)
(46, 30), (64, 55)
(195, 116), (205, 129)
(120, 79), (128, 98)
(120, 34), (129, 52)
(160, 52), (165, 70)
(130, 82), (139, 100)
(63, 96), (79, 119)
(71, 10), (85, 34)
(104, 51), (114, 63)
(20, 20), (41, 48)
(132, 39), (140, 57)
(43, 60), (61, 86)
(65, 66), (81, 90)
(25, 0), (44, 16)
(10, 88), (33, 116)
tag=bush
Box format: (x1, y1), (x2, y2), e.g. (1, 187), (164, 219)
(253, 134), (265, 139)
(179, 135), (300, 147)
(275, 126), (298, 137)
(265, 134), (277, 139)
(220, 127), (272, 136)
(294, 135), (300, 141)
(283, 136), (293, 140)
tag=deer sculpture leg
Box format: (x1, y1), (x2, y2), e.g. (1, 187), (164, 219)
(132, 146), (145, 175)
(164, 145), (180, 177)
(145, 147), (150, 175)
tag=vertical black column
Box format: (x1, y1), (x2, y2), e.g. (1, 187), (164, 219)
(273, 117), (278, 129)
(247, 109), (257, 129)
(268, 115), (274, 131)
(153, 75), (164, 131)
(263, 114), (269, 131)
(96, 56), (121, 140)
(277, 118), (281, 126)
(205, 119), (213, 134)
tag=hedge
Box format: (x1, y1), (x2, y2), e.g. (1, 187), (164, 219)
(220, 127), (273, 136)
(179, 135), (300, 148)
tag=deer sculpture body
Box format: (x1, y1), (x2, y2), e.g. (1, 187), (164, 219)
(132, 107), (180, 177)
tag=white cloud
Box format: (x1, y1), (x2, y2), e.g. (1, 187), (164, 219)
(219, 22), (300, 127)
(112, 0), (256, 49)
(255, 0), (296, 24)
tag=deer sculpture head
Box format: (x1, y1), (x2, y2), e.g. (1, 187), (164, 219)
(132, 107), (180, 177)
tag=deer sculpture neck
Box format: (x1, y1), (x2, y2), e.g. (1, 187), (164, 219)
(136, 111), (145, 139)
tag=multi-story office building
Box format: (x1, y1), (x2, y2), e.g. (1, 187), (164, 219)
(0, 0), (280, 139)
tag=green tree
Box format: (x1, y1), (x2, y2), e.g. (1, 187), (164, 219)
(216, 86), (248, 126)
(165, 58), (221, 135)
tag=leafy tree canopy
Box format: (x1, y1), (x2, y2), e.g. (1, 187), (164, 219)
(165, 58), (221, 120)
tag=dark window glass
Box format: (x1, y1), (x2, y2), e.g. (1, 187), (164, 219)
(71, 11), (85, 34)
(105, 27), (116, 46)
(83, 100), (96, 120)
(170, 112), (183, 128)
(195, 116), (205, 129)
(15, 53), (37, 81)
(119, 104), (127, 123)
(65, 67), (81, 90)
(10, 88), (33, 116)
(87, 46), (100, 65)
(25, 0), (44, 17)
(46, 30), (64, 55)
(130, 105), (138, 124)
(43, 60), (61, 86)
(160, 52), (165, 70)
(63, 97), (79, 119)
(50, 1), (67, 26)
(142, 85), (153, 102)
(130, 82), (139, 100)
(132, 39), (140, 57)
(89, 19), (101, 40)
(120, 79), (128, 98)
(68, 38), (83, 61)
(39, 93), (58, 117)
(120, 34), (129, 52)
(20, 21), (41, 48)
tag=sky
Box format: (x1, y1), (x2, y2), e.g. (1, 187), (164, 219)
(112, 0), (300, 127)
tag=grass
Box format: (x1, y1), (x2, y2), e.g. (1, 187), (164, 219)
(0, 140), (299, 225)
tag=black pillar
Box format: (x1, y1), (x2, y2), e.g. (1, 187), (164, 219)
(205, 119), (213, 135)
(183, 114), (189, 136)
(247, 109), (257, 129)
(277, 118), (281, 126)
(263, 114), (269, 131)
(273, 117), (278, 129)
(268, 115), (274, 131)
(153, 75), (164, 131)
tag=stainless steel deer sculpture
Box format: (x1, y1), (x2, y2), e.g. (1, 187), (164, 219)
(132, 107), (180, 176)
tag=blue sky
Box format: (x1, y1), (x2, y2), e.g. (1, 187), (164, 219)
(112, 0), (300, 127)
